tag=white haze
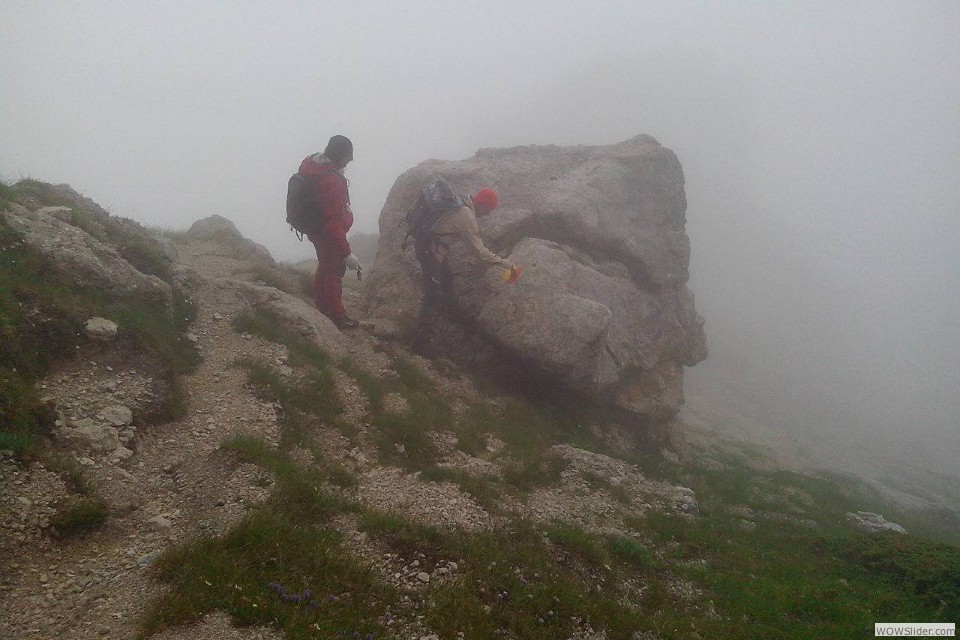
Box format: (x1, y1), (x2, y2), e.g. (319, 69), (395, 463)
(2, 2), (958, 481)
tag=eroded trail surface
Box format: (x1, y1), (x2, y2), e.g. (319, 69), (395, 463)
(0, 241), (300, 638)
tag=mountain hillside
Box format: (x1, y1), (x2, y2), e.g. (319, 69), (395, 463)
(1, 181), (957, 639)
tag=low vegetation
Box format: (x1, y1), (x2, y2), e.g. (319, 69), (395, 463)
(141, 309), (960, 639)
(1, 208), (198, 457)
(49, 496), (109, 538)
(2, 182), (200, 539)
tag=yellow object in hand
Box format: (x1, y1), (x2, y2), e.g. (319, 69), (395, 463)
(501, 265), (523, 284)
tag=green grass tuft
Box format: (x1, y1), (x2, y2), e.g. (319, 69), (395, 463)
(233, 311), (331, 369)
(339, 352), (451, 470)
(143, 510), (393, 639)
(0, 179), (18, 206)
(546, 524), (611, 568)
(835, 533), (960, 621)
(50, 496), (109, 537)
(236, 357), (341, 426)
(502, 453), (569, 493)
(606, 535), (655, 570)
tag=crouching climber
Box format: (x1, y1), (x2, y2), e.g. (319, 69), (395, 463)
(409, 184), (513, 316)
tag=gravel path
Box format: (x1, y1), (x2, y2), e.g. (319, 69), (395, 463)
(0, 246), (290, 639)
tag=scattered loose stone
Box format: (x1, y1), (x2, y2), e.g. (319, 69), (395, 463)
(84, 317), (118, 341)
(147, 516), (173, 532)
(98, 405), (133, 427)
(110, 446), (134, 463)
(136, 552), (161, 567)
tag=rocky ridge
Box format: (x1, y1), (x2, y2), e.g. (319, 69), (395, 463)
(1, 187), (701, 639)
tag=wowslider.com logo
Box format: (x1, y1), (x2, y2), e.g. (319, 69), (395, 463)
(876, 623), (955, 637)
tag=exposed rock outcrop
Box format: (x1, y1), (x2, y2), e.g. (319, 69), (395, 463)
(187, 215), (275, 268)
(846, 511), (908, 534)
(363, 135), (707, 434)
(1, 202), (173, 310)
(227, 280), (346, 359)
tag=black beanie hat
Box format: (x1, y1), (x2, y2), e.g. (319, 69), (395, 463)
(324, 135), (353, 164)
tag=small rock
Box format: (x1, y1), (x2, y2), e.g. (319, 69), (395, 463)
(84, 317), (118, 341)
(416, 572), (430, 583)
(98, 405), (133, 427)
(394, 443), (407, 455)
(61, 422), (121, 453)
(147, 516), (172, 532)
(110, 446), (134, 462)
(137, 552), (161, 567)
(114, 468), (135, 481)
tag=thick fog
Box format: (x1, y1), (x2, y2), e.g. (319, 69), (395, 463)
(2, 2), (958, 479)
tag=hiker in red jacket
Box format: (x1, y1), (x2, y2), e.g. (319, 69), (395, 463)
(299, 135), (362, 330)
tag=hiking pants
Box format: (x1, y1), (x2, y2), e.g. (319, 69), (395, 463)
(308, 233), (346, 319)
(419, 249), (456, 311)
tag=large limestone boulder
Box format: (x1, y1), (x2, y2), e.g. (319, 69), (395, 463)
(1, 203), (173, 309)
(363, 135), (706, 426)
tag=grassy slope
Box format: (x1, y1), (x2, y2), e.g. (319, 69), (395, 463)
(143, 310), (960, 640)
(1, 181), (199, 534)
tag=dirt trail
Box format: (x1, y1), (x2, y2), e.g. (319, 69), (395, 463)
(0, 246), (308, 639)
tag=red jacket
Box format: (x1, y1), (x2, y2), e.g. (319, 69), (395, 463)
(299, 153), (353, 256)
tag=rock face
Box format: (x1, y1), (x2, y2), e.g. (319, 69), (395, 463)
(846, 511), (908, 534)
(228, 280), (346, 359)
(1, 203), (173, 309)
(363, 135), (707, 430)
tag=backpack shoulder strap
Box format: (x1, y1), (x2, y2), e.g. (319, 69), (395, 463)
(428, 203), (464, 235)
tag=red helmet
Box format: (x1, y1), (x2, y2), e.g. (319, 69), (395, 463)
(473, 188), (499, 214)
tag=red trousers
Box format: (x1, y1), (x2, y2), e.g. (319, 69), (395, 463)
(308, 233), (346, 319)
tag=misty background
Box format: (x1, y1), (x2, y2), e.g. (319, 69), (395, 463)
(2, 2), (958, 486)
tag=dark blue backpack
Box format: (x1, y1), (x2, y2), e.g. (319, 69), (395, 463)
(402, 181), (464, 258)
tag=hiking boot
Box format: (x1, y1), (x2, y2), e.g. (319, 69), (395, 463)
(332, 314), (360, 330)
